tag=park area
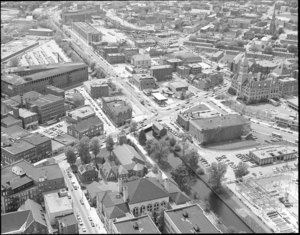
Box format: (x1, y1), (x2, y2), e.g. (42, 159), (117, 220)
(227, 171), (298, 233)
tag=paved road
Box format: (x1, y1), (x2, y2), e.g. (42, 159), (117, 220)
(59, 160), (107, 234)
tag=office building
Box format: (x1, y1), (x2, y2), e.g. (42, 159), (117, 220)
(150, 65), (173, 81)
(58, 214), (78, 234)
(2, 62), (88, 96)
(44, 192), (73, 226)
(131, 54), (151, 68)
(45, 85), (65, 98)
(249, 146), (298, 166)
(168, 81), (188, 93)
(1, 114), (22, 128)
(102, 97), (132, 127)
(11, 107), (39, 130)
(164, 204), (220, 233)
(106, 53), (125, 64)
(72, 22), (101, 44)
(1, 160), (65, 213)
(286, 97), (298, 111)
(278, 77), (298, 97)
(67, 116), (104, 139)
(123, 48), (139, 62)
(165, 58), (183, 72)
(66, 105), (95, 124)
(29, 28), (54, 37)
(274, 113), (298, 131)
(84, 80), (110, 98)
(62, 7), (100, 24)
(132, 74), (156, 90)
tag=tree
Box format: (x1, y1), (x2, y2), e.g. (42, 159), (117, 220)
(72, 93), (85, 107)
(204, 198), (211, 212)
(171, 163), (191, 195)
(207, 162), (227, 190)
(234, 162), (249, 179)
(271, 34), (278, 40)
(145, 139), (156, 155)
(169, 137), (176, 147)
(156, 208), (165, 232)
(287, 44), (297, 54)
(89, 137), (101, 157)
(65, 146), (77, 166)
(10, 57), (19, 67)
(263, 45), (273, 54)
(249, 44), (259, 52)
(185, 148), (199, 172)
(77, 136), (91, 164)
(151, 140), (169, 164)
(129, 120), (138, 133)
(138, 129), (147, 146)
(106, 135), (115, 157)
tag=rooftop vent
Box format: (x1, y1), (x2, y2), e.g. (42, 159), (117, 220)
(133, 222), (139, 230)
(182, 211), (189, 218)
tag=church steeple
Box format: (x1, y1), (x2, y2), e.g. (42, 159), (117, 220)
(269, 4), (277, 36)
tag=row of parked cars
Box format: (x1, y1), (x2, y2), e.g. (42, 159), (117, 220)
(236, 153), (256, 165)
(199, 158), (211, 168)
(216, 155), (237, 170)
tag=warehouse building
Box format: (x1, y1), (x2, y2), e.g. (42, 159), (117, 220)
(72, 22), (102, 44)
(2, 62), (88, 96)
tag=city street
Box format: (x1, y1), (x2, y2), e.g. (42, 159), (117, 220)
(58, 160), (107, 234)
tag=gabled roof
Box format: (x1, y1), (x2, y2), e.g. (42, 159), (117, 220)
(78, 163), (97, 175)
(101, 161), (118, 179)
(113, 144), (145, 166)
(272, 62), (292, 76)
(1, 210), (33, 234)
(169, 192), (191, 205)
(18, 199), (46, 228)
(125, 178), (169, 205)
(118, 165), (128, 175)
(106, 204), (127, 219)
(57, 214), (77, 227)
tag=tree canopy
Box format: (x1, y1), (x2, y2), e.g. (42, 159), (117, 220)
(234, 162), (249, 179)
(106, 135), (115, 157)
(77, 136), (91, 164)
(287, 44), (297, 54)
(72, 93), (85, 107)
(65, 146), (77, 165)
(89, 137), (101, 157)
(138, 129), (147, 146)
(171, 163), (191, 195)
(129, 120), (138, 133)
(207, 162), (227, 189)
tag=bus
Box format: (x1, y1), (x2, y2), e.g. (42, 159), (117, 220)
(272, 132), (282, 138)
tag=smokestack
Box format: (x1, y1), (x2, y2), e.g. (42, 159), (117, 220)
(12, 107), (19, 118)
(20, 94), (24, 108)
(118, 177), (123, 194)
(123, 185), (128, 202)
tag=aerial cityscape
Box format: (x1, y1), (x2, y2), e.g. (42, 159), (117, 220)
(1, 0), (298, 234)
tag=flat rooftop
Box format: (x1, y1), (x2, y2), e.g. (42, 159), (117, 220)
(152, 92), (167, 101)
(133, 74), (154, 81)
(19, 108), (37, 118)
(67, 105), (95, 120)
(2, 140), (35, 155)
(73, 22), (100, 35)
(23, 133), (51, 146)
(29, 94), (63, 107)
(165, 204), (220, 233)
(190, 114), (248, 130)
(44, 192), (73, 214)
(104, 98), (132, 114)
(250, 145), (298, 160)
(113, 215), (160, 234)
(151, 65), (173, 70)
(168, 81), (188, 88)
(1, 39), (38, 62)
(286, 97), (298, 107)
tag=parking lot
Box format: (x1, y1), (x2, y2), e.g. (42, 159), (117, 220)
(39, 122), (69, 139)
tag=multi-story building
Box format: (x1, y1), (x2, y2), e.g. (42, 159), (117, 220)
(187, 64), (202, 75)
(165, 58), (183, 72)
(1, 160), (65, 213)
(44, 192), (73, 226)
(106, 53), (125, 64)
(123, 48), (140, 62)
(62, 7), (100, 24)
(78, 163), (99, 183)
(274, 113), (298, 131)
(102, 97), (132, 127)
(1, 114), (22, 128)
(249, 146), (298, 166)
(131, 54), (151, 68)
(175, 52), (202, 64)
(45, 85), (65, 98)
(164, 204), (220, 233)
(286, 97), (298, 111)
(11, 107), (39, 130)
(112, 215), (160, 234)
(190, 72), (223, 91)
(132, 74), (156, 90)
(29, 94), (65, 124)
(229, 53), (279, 104)
(84, 80), (109, 99)
(22, 133), (52, 163)
(1, 140), (36, 165)
(278, 77), (298, 97)
(150, 65), (173, 82)
(29, 28), (54, 37)
(67, 116), (104, 139)
(177, 104), (250, 145)
(72, 22), (101, 44)
(168, 81), (188, 93)
(66, 105), (95, 124)
(176, 66), (190, 78)
(58, 214), (78, 234)
(100, 47), (119, 58)
(2, 63), (88, 96)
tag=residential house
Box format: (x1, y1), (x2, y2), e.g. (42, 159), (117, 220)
(78, 163), (98, 183)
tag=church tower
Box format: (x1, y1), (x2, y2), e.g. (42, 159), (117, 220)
(269, 5), (277, 36)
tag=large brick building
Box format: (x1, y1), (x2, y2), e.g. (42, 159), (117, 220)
(132, 74), (156, 90)
(102, 97), (132, 127)
(177, 104), (250, 145)
(72, 22), (101, 44)
(1, 62), (88, 97)
(1, 160), (65, 213)
(150, 65), (173, 82)
(229, 53), (280, 104)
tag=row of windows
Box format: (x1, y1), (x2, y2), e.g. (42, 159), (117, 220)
(132, 201), (167, 217)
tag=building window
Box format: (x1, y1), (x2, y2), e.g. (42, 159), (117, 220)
(140, 205), (146, 214)
(133, 207), (139, 217)
(154, 202), (159, 211)
(161, 201), (166, 208)
(147, 204), (152, 212)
